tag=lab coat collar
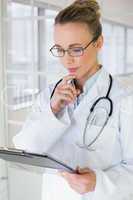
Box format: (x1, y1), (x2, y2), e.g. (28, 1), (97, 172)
(73, 67), (111, 117)
(85, 66), (110, 101)
(83, 66), (102, 96)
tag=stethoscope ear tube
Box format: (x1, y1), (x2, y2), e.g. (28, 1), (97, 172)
(50, 79), (63, 99)
(106, 74), (113, 98)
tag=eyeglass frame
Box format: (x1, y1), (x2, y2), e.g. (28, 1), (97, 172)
(50, 34), (100, 57)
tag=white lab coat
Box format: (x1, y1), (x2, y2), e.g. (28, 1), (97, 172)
(13, 68), (133, 200)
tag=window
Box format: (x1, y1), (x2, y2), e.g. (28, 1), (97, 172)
(126, 28), (133, 72)
(1, 2), (61, 200)
(4, 1), (59, 109)
(102, 20), (133, 75)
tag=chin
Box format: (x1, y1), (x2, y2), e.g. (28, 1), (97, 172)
(75, 73), (82, 80)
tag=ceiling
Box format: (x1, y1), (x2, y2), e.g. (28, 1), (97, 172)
(99, 0), (133, 26)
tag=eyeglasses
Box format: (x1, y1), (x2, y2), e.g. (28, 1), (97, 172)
(50, 35), (99, 57)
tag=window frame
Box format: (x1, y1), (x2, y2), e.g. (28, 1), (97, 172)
(3, 0), (60, 110)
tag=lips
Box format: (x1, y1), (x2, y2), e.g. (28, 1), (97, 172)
(68, 68), (77, 74)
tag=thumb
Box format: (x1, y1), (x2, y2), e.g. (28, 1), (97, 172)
(77, 167), (92, 174)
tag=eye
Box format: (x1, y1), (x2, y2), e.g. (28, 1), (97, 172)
(70, 47), (83, 56)
(72, 47), (82, 53)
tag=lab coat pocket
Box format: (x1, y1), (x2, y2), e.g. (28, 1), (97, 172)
(84, 124), (117, 152)
(84, 124), (119, 169)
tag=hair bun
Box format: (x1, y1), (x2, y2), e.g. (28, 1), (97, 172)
(73, 0), (101, 19)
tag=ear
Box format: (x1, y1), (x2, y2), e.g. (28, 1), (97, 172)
(95, 35), (103, 50)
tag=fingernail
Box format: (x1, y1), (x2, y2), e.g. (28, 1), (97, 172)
(60, 172), (66, 177)
(60, 171), (65, 175)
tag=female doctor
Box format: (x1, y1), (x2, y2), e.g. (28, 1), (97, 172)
(13, 0), (133, 199)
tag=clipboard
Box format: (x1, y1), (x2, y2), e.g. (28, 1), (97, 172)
(0, 147), (75, 173)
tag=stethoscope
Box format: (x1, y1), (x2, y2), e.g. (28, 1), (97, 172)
(50, 74), (113, 151)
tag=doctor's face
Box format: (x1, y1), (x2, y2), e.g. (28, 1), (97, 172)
(53, 22), (103, 81)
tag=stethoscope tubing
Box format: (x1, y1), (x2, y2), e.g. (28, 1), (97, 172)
(82, 74), (113, 149)
(50, 74), (113, 150)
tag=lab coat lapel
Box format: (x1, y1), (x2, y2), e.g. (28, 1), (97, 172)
(73, 68), (110, 120)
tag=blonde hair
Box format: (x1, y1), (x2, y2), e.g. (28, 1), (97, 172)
(55, 0), (102, 40)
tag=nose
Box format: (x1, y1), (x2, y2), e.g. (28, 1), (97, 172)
(62, 51), (75, 65)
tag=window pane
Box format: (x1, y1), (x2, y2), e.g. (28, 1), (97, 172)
(6, 1), (39, 18)
(45, 18), (63, 72)
(8, 107), (31, 123)
(45, 9), (58, 17)
(45, 10), (66, 83)
(4, 73), (39, 107)
(112, 25), (125, 74)
(7, 1), (32, 17)
(36, 8), (65, 82)
(102, 22), (125, 75)
(102, 23), (113, 73)
(126, 28), (133, 72)
(7, 19), (38, 71)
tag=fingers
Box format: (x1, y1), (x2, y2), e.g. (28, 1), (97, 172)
(57, 93), (74, 104)
(58, 171), (82, 193)
(58, 168), (92, 184)
(58, 88), (76, 101)
(58, 169), (96, 194)
(61, 75), (76, 85)
(76, 167), (92, 174)
(56, 78), (80, 103)
(50, 74), (81, 113)
(58, 76), (81, 96)
(58, 171), (87, 194)
(59, 171), (78, 183)
(62, 85), (77, 96)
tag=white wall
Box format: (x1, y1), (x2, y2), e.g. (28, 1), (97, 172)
(100, 0), (133, 26)
(8, 166), (43, 200)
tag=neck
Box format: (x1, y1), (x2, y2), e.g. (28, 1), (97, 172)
(76, 63), (101, 90)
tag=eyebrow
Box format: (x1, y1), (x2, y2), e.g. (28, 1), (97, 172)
(69, 43), (82, 47)
(54, 43), (82, 48)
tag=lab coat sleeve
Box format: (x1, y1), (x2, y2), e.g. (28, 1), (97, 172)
(13, 86), (71, 154)
(91, 95), (133, 200)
